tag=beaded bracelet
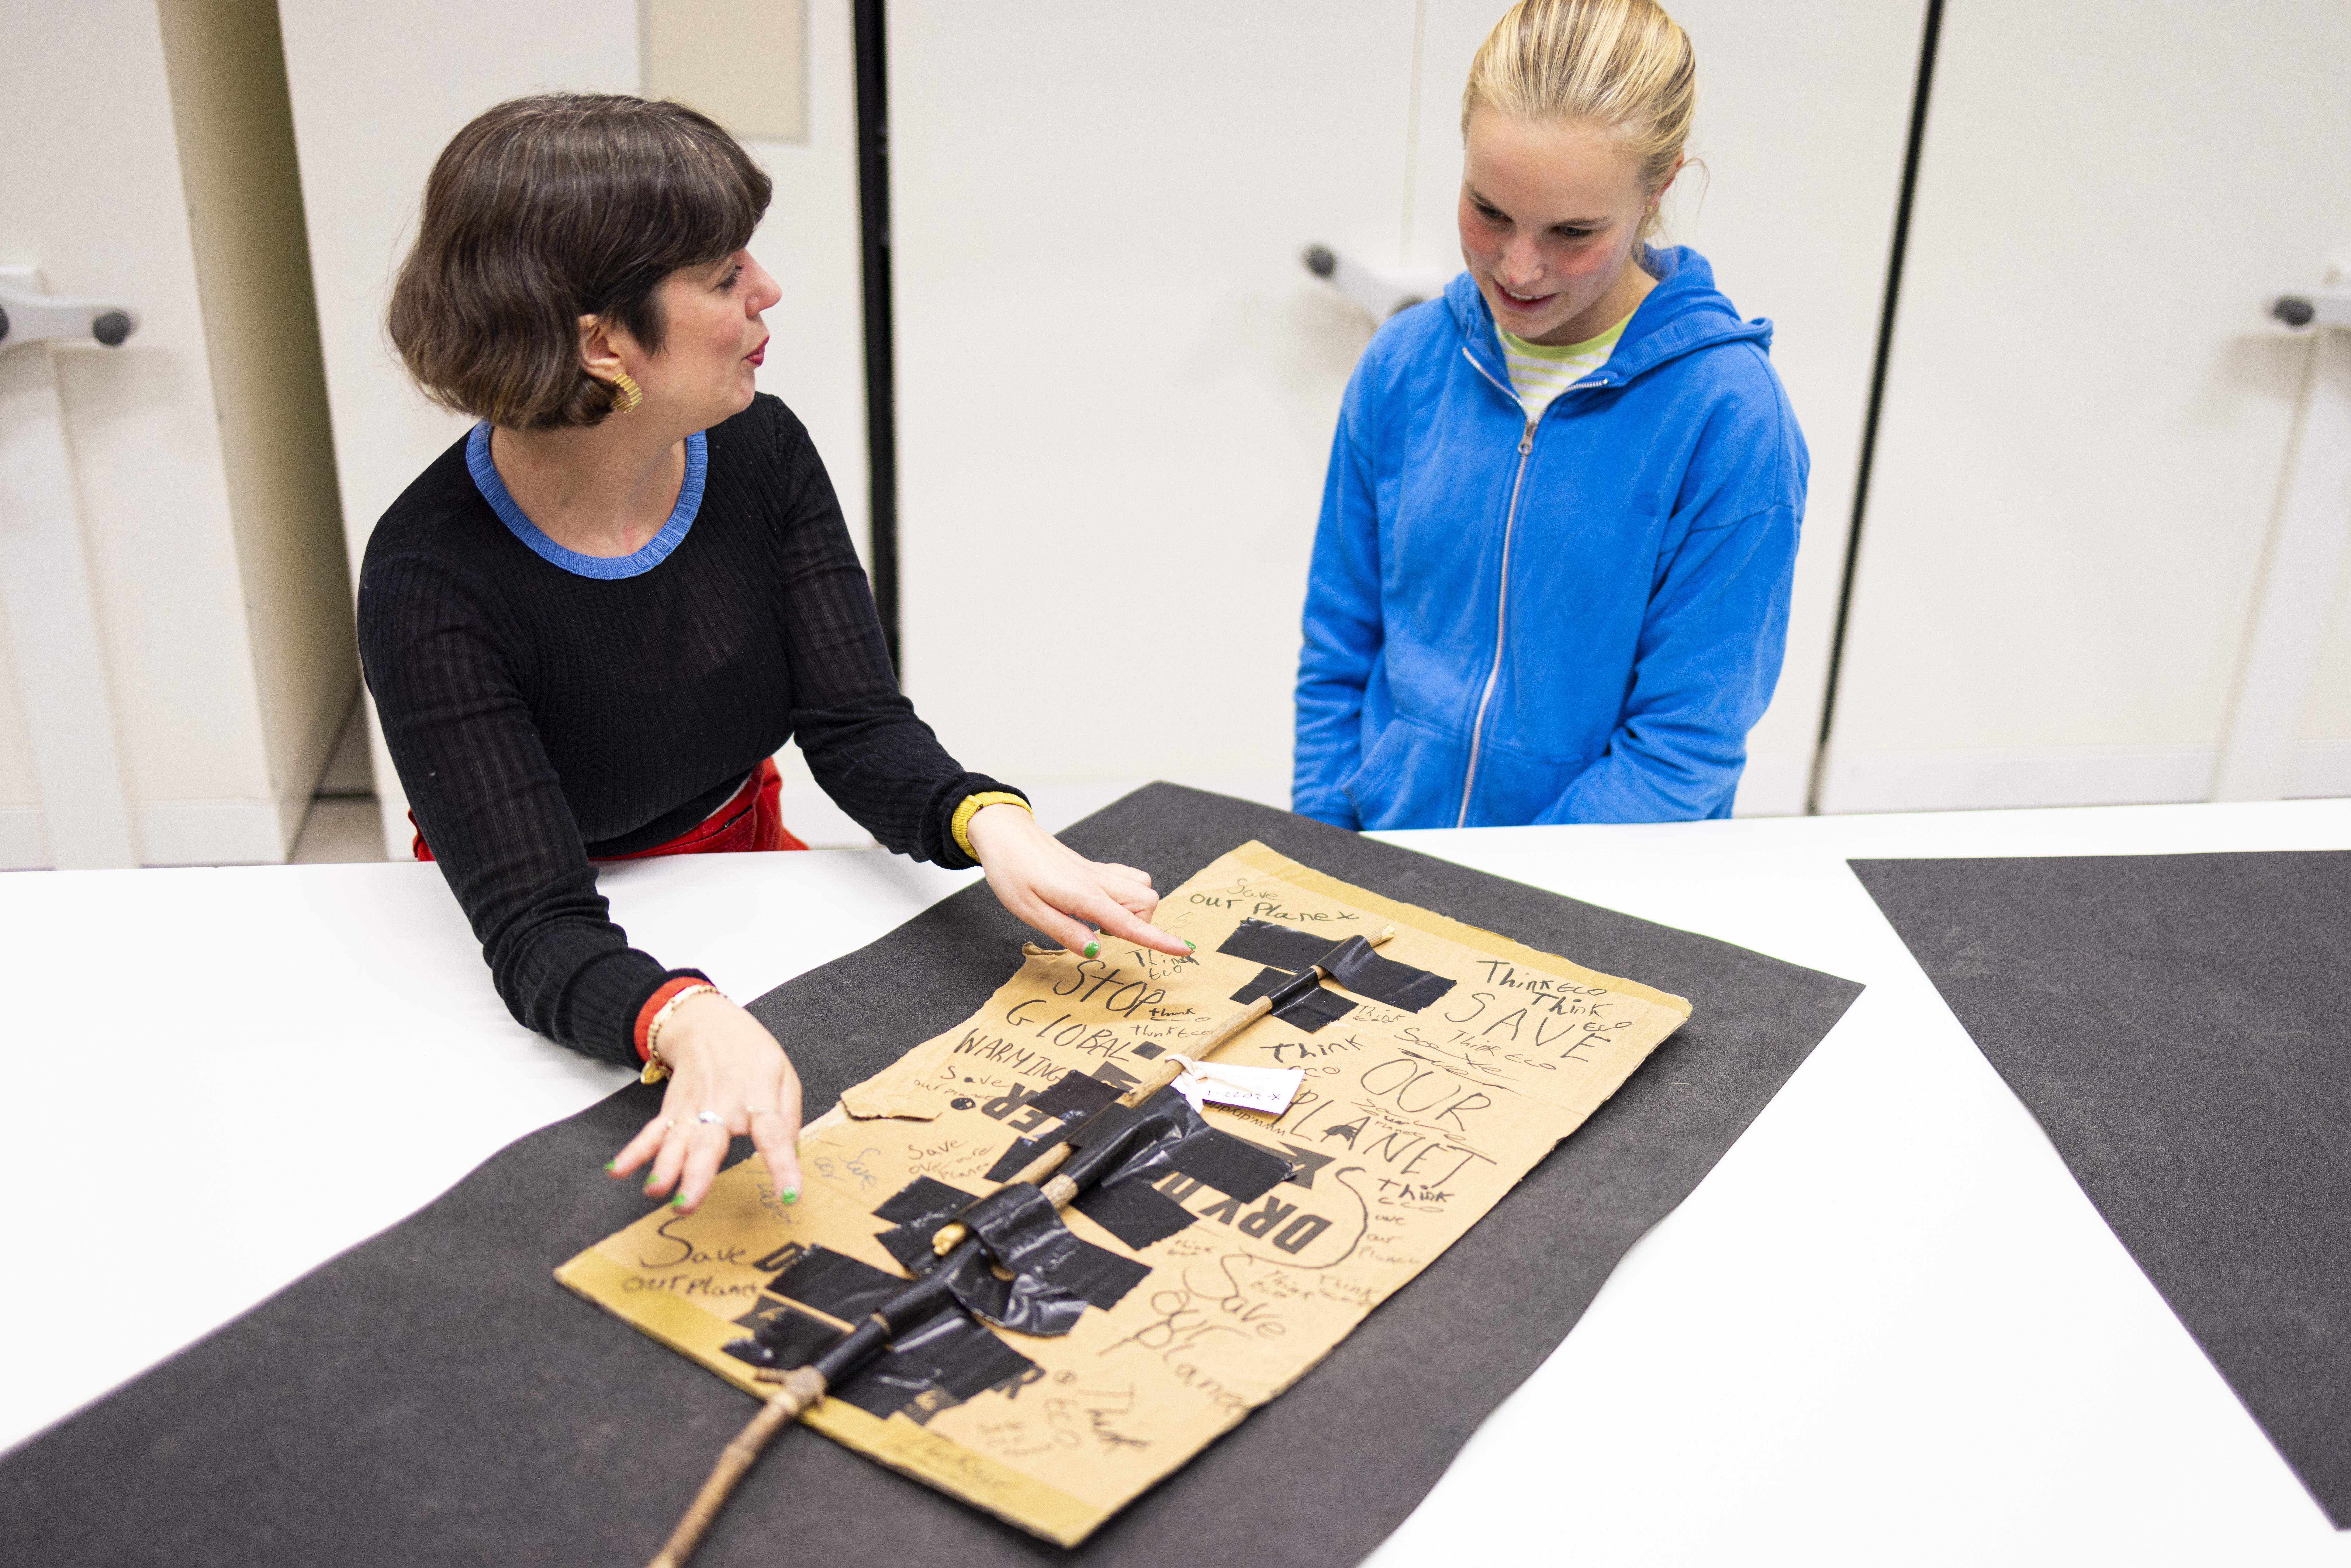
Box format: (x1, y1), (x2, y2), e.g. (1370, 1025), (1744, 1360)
(640, 983), (724, 1085)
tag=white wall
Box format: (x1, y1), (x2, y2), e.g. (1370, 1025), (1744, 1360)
(1820, 0), (2351, 813)
(888, 1), (1422, 817)
(278, 0), (868, 856)
(0, 0), (341, 867)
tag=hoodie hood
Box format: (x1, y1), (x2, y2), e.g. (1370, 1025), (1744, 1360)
(1446, 244), (1772, 394)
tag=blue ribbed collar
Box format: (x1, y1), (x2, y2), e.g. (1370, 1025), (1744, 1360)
(466, 422), (706, 579)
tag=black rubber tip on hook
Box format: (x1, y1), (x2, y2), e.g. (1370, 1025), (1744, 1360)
(2273, 297), (2316, 329)
(92, 310), (133, 347)
(1303, 245), (1336, 279)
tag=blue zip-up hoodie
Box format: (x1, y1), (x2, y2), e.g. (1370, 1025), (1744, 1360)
(1293, 245), (1805, 830)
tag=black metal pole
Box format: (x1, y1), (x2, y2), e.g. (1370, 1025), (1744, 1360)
(1810, 0), (1944, 807)
(852, 0), (901, 674)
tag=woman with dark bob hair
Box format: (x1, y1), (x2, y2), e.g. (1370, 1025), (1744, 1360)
(360, 94), (1184, 1215)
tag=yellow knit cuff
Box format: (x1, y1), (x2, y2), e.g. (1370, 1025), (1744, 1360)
(951, 791), (1031, 859)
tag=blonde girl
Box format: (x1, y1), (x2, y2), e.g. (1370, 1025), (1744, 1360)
(1294, 0), (1805, 828)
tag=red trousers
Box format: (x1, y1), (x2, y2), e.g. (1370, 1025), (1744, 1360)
(413, 757), (808, 861)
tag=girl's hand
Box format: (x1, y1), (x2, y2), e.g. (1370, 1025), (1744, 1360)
(965, 803), (1189, 958)
(605, 994), (804, 1214)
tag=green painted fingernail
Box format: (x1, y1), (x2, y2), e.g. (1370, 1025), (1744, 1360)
(781, 1187), (799, 1205)
(602, 1160), (617, 1173)
(1184, 940), (1196, 951)
(671, 1194), (688, 1209)
(1083, 939), (1099, 958)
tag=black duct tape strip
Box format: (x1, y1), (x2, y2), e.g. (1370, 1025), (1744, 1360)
(1322, 935), (1456, 1013)
(890, 1310), (1039, 1403)
(0, 783), (1861, 1568)
(874, 1176), (981, 1273)
(1073, 1177), (1198, 1251)
(1229, 968), (1356, 1032)
(945, 1252), (1088, 1337)
(984, 1136), (1043, 1181)
(943, 1185), (1091, 1336)
(1216, 918), (1455, 1012)
(1025, 1069), (1125, 1127)
(835, 1312), (1042, 1428)
(872, 1172), (1146, 1316)
(1216, 918), (1359, 971)
(875, 1176), (978, 1226)
(728, 1287), (1035, 1427)
(722, 1297), (841, 1370)
(1070, 1091), (1295, 1203)
(832, 1347), (948, 1422)
(767, 1245), (904, 1325)
(1037, 1237), (1151, 1311)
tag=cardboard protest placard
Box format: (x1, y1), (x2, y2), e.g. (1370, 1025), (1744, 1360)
(557, 842), (1690, 1544)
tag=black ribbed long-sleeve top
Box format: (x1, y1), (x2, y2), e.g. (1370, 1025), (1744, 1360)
(357, 394), (1015, 1066)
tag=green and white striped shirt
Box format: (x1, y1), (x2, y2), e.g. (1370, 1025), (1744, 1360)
(1499, 315), (1630, 422)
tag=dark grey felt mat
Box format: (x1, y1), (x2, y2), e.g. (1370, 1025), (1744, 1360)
(0, 785), (1859, 1567)
(1850, 851), (2351, 1530)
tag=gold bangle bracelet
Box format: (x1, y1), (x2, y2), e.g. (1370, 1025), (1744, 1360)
(951, 791), (1032, 859)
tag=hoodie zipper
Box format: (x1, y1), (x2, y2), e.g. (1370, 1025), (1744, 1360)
(1457, 413), (1536, 828)
(1452, 344), (1612, 829)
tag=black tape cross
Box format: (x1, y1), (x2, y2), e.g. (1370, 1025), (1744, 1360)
(1067, 1093), (1295, 1200)
(1216, 918), (1456, 1012)
(1230, 966), (1357, 1032)
(1072, 1178), (1197, 1251)
(980, 1065), (1137, 1179)
(763, 1245), (904, 1325)
(891, 1309), (1039, 1403)
(1059, 1087), (1296, 1251)
(873, 1176), (979, 1272)
(830, 1309), (1041, 1426)
(723, 1296), (841, 1369)
(728, 1292), (1038, 1426)
(942, 1183), (1156, 1333)
(870, 1176), (1152, 1324)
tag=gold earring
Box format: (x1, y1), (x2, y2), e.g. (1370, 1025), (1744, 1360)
(610, 371), (643, 413)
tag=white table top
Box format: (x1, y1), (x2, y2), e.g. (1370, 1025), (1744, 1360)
(7, 801), (2348, 1563)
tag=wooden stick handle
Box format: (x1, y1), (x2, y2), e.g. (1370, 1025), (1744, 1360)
(647, 1366), (827, 1568)
(931, 926), (1393, 1255)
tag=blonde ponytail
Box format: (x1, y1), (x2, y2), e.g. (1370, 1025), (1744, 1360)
(1462, 0), (1696, 242)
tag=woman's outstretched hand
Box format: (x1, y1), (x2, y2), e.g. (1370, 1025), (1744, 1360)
(965, 802), (1189, 958)
(605, 994), (804, 1215)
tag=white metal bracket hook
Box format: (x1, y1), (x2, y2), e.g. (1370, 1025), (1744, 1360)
(1303, 245), (1451, 323)
(2266, 271), (2351, 332)
(0, 271), (140, 357)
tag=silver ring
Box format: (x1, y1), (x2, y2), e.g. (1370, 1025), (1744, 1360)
(696, 1110), (725, 1125)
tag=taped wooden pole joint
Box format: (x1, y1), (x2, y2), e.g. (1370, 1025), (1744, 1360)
(930, 925), (1395, 1257)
